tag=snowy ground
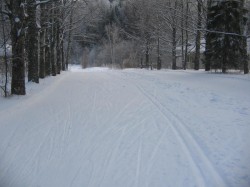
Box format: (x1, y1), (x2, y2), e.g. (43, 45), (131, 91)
(0, 66), (250, 187)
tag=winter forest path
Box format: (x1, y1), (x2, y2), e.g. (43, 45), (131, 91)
(0, 68), (250, 187)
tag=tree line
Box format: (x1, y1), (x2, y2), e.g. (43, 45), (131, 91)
(84, 0), (248, 73)
(0, 0), (80, 96)
(0, 0), (249, 96)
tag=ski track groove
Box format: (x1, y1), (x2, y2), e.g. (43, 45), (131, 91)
(75, 88), (139, 186)
(152, 113), (162, 132)
(47, 106), (63, 160)
(63, 89), (73, 155)
(135, 131), (143, 187)
(50, 91), (73, 157)
(0, 117), (54, 183)
(134, 82), (228, 187)
(70, 163), (83, 187)
(145, 126), (169, 187)
(91, 118), (148, 187)
(100, 126), (127, 186)
(7, 119), (55, 186)
(104, 71), (230, 187)
(118, 71), (229, 187)
(49, 107), (64, 156)
(2, 70), (245, 187)
(84, 97), (137, 157)
(48, 131), (54, 161)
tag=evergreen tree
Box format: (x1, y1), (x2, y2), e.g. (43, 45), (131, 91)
(205, 0), (248, 73)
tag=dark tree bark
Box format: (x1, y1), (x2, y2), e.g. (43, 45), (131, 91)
(243, 37), (249, 74)
(241, 1), (249, 74)
(56, 21), (61, 74)
(61, 3), (65, 71)
(145, 40), (149, 69)
(181, 0), (185, 70)
(194, 0), (201, 70)
(0, 1), (9, 97)
(45, 4), (51, 76)
(61, 39), (65, 71)
(184, 1), (189, 70)
(157, 37), (161, 70)
(51, 2), (57, 76)
(65, 4), (74, 70)
(45, 43), (51, 76)
(172, 27), (177, 70)
(27, 0), (39, 83)
(10, 0), (26, 95)
(205, 0), (212, 71)
(55, 0), (61, 74)
(39, 3), (46, 79)
(171, 1), (177, 70)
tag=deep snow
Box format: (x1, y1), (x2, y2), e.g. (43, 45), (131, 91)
(0, 66), (250, 187)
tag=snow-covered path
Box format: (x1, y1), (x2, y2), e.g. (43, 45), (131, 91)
(0, 68), (250, 187)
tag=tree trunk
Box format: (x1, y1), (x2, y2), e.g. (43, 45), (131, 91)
(45, 4), (51, 76)
(205, 0), (212, 71)
(244, 56), (249, 74)
(51, 2), (56, 76)
(39, 3), (46, 79)
(184, 1), (189, 70)
(145, 40), (149, 69)
(157, 37), (161, 70)
(56, 0), (61, 74)
(61, 38), (65, 71)
(172, 27), (177, 70)
(181, 0), (185, 69)
(56, 22), (61, 74)
(172, 1), (177, 70)
(10, 0), (26, 95)
(27, 0), (39, 83)
(194, 0), (201, 70)
(1, 1), (9, 97)
(242, 1), (249, 74)
(66, 5), (74, 70)
(243, 36), (249, 74)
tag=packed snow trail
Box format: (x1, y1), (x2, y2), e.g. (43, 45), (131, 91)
(0, 67), (250, 187)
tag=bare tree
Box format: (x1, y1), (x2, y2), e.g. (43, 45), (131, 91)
(9, 0), (26, 95)
(194, 0), (202, 70)
(0, 0), (10, 96)
(39, 2), (46, 78)
(27, 0), (39, 83)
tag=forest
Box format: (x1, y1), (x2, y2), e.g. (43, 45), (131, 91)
(0, 0), (250, 96)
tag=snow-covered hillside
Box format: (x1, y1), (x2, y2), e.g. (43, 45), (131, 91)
(0, 67), (250, 187)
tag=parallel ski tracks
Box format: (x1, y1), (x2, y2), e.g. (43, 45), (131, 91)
(110, 71), (230, 187)
(135, 83), (228, 187)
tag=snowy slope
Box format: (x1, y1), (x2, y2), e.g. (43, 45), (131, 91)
(0, 67), (250, 187)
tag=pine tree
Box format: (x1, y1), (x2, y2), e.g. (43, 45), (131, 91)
(205, 0), (248, 73)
